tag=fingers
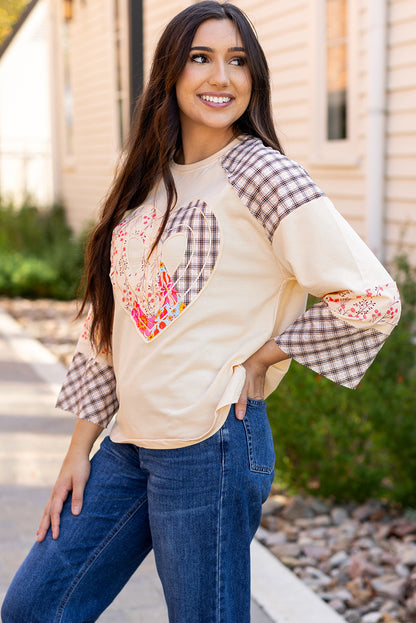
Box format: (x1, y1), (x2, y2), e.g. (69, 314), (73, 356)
(71, 479), (85, 516)
(235, 386), (247, 420)
(36, 486), (69, 542)
(50, 493), (65, 540)
(36, 498), (52, 542)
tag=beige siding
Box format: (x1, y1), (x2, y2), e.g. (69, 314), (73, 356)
(60, 0), (416, 266)
(57, 0), (120, 231)
(385, 0), (416, 263)
(143, 0), (189, 79)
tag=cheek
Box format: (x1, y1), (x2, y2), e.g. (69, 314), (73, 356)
(238, 73), (252, 107)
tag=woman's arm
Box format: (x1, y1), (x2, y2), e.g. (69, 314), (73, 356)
(36, 419), (103, 542)
(236, 340), (289, 420)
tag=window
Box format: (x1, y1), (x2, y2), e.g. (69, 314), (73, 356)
(309, 0), (358, 165)
(326, 0), (348, 141)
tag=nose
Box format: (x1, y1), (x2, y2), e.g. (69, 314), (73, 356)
(208, 60), (230, 87)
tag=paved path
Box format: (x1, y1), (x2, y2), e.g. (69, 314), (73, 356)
(0, 307), (272, 622)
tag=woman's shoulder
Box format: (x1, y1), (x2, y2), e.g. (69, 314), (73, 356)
(221, 134), (287, 173)
(221, 135), (325, 238)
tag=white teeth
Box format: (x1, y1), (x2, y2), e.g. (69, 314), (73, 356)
(200, 95), (231, 104)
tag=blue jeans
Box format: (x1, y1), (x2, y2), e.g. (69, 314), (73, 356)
(2, 402), (274, 623)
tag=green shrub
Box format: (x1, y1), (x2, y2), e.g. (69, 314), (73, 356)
(0, 198), (88, 300)
(267, 255), (416, 506)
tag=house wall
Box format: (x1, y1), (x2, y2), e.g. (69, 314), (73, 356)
(61, 0), (416, 266)
(0, 0), (54, 206)
(385, 0), (416, 263)
(54, 0), (123, 231)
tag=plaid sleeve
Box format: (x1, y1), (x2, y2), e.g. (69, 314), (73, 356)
(275, 302), (391, 389)
(271, 196), (401, 388)
(56, 351), (118, 427)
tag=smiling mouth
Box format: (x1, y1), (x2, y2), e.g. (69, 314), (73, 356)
(199, 95), (232, 104)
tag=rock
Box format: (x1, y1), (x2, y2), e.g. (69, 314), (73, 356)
(331, 507), (349, 525)
(405, 591), (416, 614)
(260, 514), (278, 531)
(294, 517), (315, 528)
(331, 588), (354, 603)
(306, 496), (331, 515)
(379, 600), (398, 614)
(302, 566), (332, 589)
(352, 500), (382, 522)
(394, 563), (410, 578)
(344, 610), (361, 623)
(262, 531), (287, 547)
(254, 526), (270, 542)
(329, 599), (346, 614)
(346, 577), (373, 603)
(261, 494), (287, 516)
(348, 553), (382, 579)
(302, 544), (331, 561)
(308, 527), (329, 539)
(368, 547), (383, 565)
(281, 496), (315, 520)
(329, 550), (350, 568)
(398, 543), (416, 566)
(356, 537), (376, 549)
(362, 612), (382, 623)
(283, 525), (299, 541)
(313, 514), (332, 527)
(280, 556), (300, 569)
(270, 542), (301, 558)
(371, 575), (407, 600)
(388, 520), (416, 538)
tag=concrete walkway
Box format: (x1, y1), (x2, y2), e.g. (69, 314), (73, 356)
(0, 307), (273, 622)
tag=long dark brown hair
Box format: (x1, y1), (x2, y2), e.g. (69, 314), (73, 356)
(80, 1), (284, 352)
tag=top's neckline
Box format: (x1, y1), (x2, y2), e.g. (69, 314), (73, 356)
(170, 136), (246, 173)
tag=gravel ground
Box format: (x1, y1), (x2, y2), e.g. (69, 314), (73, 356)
(0, 297), (86, 367)
(2, 296), (416, 623)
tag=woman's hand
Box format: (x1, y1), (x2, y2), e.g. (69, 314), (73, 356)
(36, 419), (103, 542)
(36, 449), (91, 542)
(235, 339), (288, 420)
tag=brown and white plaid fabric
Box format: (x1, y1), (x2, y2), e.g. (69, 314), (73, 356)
(56, 351), (118, 427)
(221, 136), (325, 241)
(275, 302), (388, 388)
(162, 199), (220, 305)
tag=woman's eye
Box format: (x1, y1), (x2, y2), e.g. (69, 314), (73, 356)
(230, 56), (247, 67)
(191, 54), (209, 64)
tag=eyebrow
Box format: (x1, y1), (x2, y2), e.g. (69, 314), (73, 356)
(190, 46), (246, 53)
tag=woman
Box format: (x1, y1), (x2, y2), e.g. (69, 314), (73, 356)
(2, 2), (400, 622)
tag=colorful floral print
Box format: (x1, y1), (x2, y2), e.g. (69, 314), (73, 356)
(110, 201), (220, 342)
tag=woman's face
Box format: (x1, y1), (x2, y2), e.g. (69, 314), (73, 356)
(176, 19), (252, 143)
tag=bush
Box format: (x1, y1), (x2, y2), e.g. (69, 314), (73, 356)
(0, 198), (88, 300)
(267, 254), (416, 506)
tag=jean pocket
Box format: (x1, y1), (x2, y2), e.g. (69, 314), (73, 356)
(242, 401), (275, 474)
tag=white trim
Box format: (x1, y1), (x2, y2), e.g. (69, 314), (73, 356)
(365, 0), (387, 260)
(308, 0), (360, 167)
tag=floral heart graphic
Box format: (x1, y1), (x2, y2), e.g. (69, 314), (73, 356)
(110, 200), (220, 341)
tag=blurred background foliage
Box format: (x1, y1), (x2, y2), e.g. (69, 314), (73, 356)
(0, 0), (32, 47)
(268, 255), (416, 507)
(1, 197), (415, 507)
(0, 197), (88, 299)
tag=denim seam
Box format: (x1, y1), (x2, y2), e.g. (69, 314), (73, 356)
(243, 415), (274, 474)
(216, 427), (225, 623)
(54, 494), (148, 623)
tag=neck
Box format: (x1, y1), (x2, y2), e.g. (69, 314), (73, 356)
(178, 127), (235, 164)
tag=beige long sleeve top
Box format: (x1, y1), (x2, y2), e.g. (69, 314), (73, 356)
(56, 136), (401, 448)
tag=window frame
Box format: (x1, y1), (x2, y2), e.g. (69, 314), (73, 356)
(308, 0), (359, 167)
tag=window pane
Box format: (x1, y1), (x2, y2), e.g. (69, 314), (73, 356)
(326, 0), (348, 140)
